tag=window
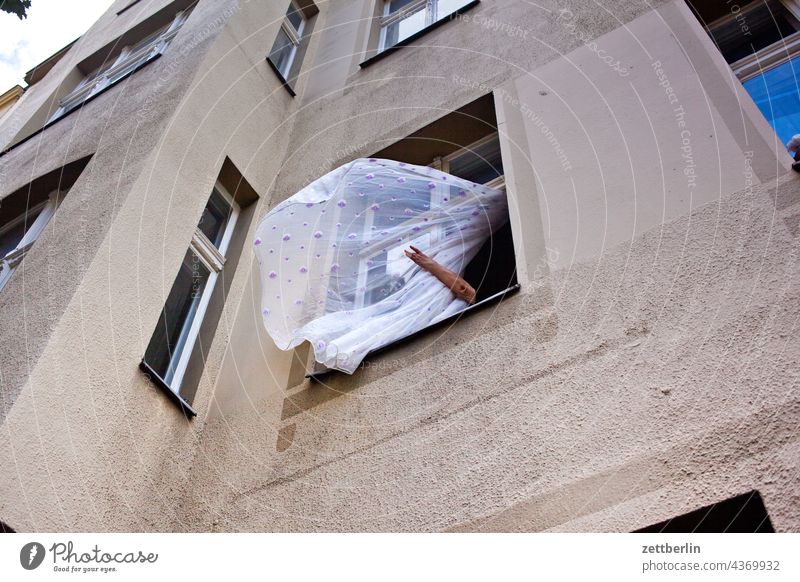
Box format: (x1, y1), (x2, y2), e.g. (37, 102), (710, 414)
(142, 184), (239, 411)
(268, 2), (306, 79)
(354, 134), (512, 312)
(635, 490), (775, 533)
(49, 10), (190, 123)
(691, 0), (800, 146)
(0, 191), (64, 292)
(254, 96), (517, 376)
(267, 1), (318, 93)
(0, 156), (90, 292)
(378, 0), (475, 52)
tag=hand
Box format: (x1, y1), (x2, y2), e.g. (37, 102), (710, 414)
(404, 245), (437, 271)
(405, 245), (477, 305)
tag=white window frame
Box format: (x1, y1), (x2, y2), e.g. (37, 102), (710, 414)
(161, 183), (240, 394)
(705, 0), (800, 81)
(353, 133), (505, 308)
(271, 1), (307, 79)
(378, 0), (471, 51)
(0, 190), (65, 292)
(49, 10), (189, 123)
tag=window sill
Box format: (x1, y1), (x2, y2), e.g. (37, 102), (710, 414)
(359, 0), (480, 69)
(117, 0), (144, 15)
(265, 57), (297, 97)
(139, 360), (197, 418)
(0, 53), (162, 158)
(306, 282), (520, 380)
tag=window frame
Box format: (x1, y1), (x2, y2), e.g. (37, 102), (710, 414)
(702, 0), (800, 81)
(142, 182), (240, 410)
(352, 134), (505, 310)
(364, 0), (479, 63)
(0, 190), (64, 292)
(307, 132), (518, 378)
(48, 10), (189, 123)
(266, 0), (309, 93)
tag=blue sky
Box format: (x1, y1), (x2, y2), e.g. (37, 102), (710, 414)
(0, 0), (115, 90)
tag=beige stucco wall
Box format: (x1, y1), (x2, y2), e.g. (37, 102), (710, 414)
(0, 0), (309, 531)
(0, 0), (798, 532)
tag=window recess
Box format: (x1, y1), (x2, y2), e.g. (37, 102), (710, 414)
(691, 0), (800, 146)
(255, 132), (517, 375)
(266, 1), (318, 95)
(362, 0), (479, 66)
(0, 156), (91, 293)
(49, 10), (190, 123)
(142, 184), (240, 416)
(0, 191), (64, 292)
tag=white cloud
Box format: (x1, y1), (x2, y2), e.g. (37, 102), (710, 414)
(0, 0), (115, 90)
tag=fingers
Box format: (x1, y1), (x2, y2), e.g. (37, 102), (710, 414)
(409, 245), (423, 254)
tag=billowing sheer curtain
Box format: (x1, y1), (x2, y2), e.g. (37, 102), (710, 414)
(253, 158), (509, 373)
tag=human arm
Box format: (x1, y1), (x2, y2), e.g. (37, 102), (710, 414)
(404, 245), (476, 305)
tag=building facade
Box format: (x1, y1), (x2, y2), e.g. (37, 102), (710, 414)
(0, 0), (798, 532)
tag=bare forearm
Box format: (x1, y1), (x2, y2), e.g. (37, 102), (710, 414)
(426, 263), (476, 305)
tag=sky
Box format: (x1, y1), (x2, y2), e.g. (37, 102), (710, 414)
(0, 0), (115, 90)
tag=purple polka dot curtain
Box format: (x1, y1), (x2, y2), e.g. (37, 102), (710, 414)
(253, 158), (509, 373)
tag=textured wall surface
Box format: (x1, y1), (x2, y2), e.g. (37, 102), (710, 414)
(180, 170), (800, 532)
(0, 0), (797, 533)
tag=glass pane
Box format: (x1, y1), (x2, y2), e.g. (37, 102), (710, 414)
(383, 7), (427, 48)
(144, 249), (211, 387)
(447, 136), (504, 184)
(0, 207), (43, 258)
(743, 56), (800, 146)
(198, 188), (231, 248)
(0, 220), (29, 258)
(711, 3), (800, 63)
(269, 27), (296, 77)
(434, 0), (472, 19)
(387, 0), (418, 14)
(285, 2), (304, 32)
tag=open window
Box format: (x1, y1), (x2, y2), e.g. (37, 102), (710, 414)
(50, 9), (190, 123)
(4, 1), (195, 151)
(0, 156), (91, 293)
(141, 160), (260, 416)
(688, 0), (800, 147)
(254, 94), (517, 375)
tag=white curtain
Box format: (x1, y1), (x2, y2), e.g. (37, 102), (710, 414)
(253, 158), (509, 373)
